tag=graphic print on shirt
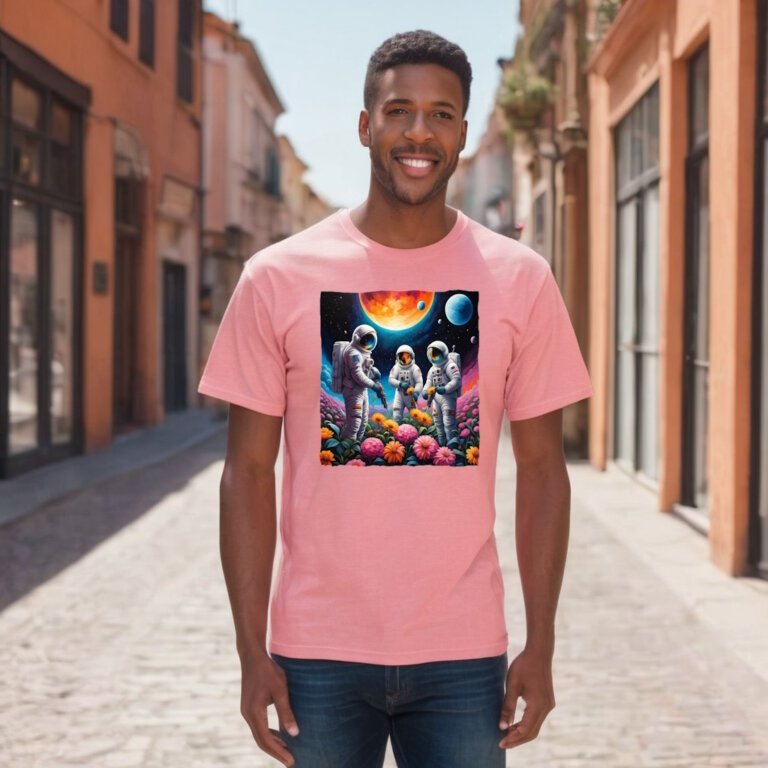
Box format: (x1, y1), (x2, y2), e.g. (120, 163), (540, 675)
(320, 291), (479, 467)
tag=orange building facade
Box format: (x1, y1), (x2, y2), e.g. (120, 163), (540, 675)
(0, 0), (203, 478)
(588, 0), (767, 577)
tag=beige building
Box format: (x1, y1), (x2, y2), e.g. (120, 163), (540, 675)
(496, 0), (591, 456)
(199, 11), (286, 385)
(448, 105), (516, 238)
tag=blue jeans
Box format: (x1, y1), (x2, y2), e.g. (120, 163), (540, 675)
(271, 651), (508, 768)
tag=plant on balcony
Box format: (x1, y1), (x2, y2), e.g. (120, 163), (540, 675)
(498, 61), (553, 131)
(596, 0), (623, 28)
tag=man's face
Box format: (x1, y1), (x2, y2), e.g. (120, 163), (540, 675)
(360, 63), (467, 206)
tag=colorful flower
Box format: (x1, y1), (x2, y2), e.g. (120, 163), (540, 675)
(360, 437), (385, 461)
(320, 427), (334, 440)
(371, 412), (386, 425)
(409, 407), (422, 420)
(460, 428), (471, 438)
(383, 440), (405, 464)
(466, 446), (479, 465)
(384, 419), (399, 434)
(320, 450), (335, 466)
(420, 411), (433, 426)
(396, 423), (419, 445)
(346, 458), (366, 467)
(433, 447), (456, 466)
(413, 435), (438, 461)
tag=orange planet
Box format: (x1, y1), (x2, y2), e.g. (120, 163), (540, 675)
(359, 291), (434, 330)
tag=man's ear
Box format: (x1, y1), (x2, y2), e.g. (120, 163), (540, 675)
(460, 119), (468, 152)
(359, 110), (371, 147)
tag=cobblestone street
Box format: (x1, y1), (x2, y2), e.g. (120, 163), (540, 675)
(1, 428), (768, 767)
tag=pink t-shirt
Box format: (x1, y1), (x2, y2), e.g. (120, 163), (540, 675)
(198, 207), (592, 665)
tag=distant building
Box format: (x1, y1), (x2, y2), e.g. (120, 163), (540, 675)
(495, 0), (591, 456)
(447, 105), (515, 237)
(277, 134), (311, 237)
(277, 135), (335, 235)
(0, 0), (203, 478)
(199, 11), (287, 396)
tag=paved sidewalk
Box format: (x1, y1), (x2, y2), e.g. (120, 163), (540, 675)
(0, 423), (767, 767)
(0, 408), (226, 528)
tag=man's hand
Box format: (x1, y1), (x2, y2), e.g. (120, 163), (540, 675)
(240, 652), (299, 767)
(498, 646), (556, 749)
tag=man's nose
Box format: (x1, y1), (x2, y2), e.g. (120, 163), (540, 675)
(403, 112), (434, 143)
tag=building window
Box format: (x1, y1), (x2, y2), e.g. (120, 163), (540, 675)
(177, 0), (194, 103)
(139, 0), (155, 68)
(264, 145), (281, 198)
(680, 45), (710, 514)
(613, 83), (661, 480)
(110, 0), (129, 41)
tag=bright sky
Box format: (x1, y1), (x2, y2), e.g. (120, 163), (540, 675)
(203, 0), (520, 209)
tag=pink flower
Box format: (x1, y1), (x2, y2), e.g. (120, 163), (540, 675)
(413, 435), (438, 461)
(433, 447), (456, 466)
(360, 437), (385, 462)
(395, 423), (419, 445)
(474, 423), (480, 433)
(347, 458), (366, 466)
(472, 407), (479, 415)
(460, 428), (471, 438)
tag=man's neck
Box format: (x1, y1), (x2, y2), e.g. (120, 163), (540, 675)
(349, 192), (457, 250)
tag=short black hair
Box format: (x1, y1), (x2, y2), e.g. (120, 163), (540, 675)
(364, 30), (472, 117)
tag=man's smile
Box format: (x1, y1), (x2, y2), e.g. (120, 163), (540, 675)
(395, 154), (440, 177)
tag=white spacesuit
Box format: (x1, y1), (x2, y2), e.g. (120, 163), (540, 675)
(388, 344), (423, 422)
(340, 324), (385, 441)
(422, 340), (462, 445)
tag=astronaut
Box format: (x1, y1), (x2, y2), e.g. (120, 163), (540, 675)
(340, 324), (385, 441)
(388, 344), (423, 422)
(421, 340), (462, 445)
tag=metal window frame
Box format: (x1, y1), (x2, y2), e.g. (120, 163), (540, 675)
(749, 0), (768, 578)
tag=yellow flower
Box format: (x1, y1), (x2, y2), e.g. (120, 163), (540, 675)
(466, 446), (479, 465)
(384, 419), (399, 433)
(420, 412), (433, 426)
(383, 440), (405, 464)
(371, 412), (386, 425)
(409, 408), (421, 420)
(320, 450), (335, 465)
(320, 427), (334, 440)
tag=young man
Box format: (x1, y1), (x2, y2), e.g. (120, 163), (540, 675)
(199, 30), (592, 768)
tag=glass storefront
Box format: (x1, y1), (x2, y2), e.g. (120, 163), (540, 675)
(0, 35), (86, 477)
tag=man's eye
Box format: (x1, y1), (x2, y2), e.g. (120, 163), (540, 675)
(388, 108), (407, 115)
(435, 112), (454, 119)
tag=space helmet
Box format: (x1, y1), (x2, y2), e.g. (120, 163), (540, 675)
(427, 340), (449, 365)
(396, 344), (415, 368)
(351, 324), (377, 352)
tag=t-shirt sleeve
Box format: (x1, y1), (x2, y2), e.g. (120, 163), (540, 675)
(504, 264), (593, 421)
(197, 258), (287, 417)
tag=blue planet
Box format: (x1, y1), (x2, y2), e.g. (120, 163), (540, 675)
(445, 293), (474, 326)
(417, 300), (426, 311)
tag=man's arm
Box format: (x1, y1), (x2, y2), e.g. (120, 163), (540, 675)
(220, 404), (298, 767)
(498, 407), (567, 750)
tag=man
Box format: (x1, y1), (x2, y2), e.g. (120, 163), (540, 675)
(199, 29), (592, 768)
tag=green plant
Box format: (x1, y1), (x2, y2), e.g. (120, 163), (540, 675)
(497, 62), (553, 130)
